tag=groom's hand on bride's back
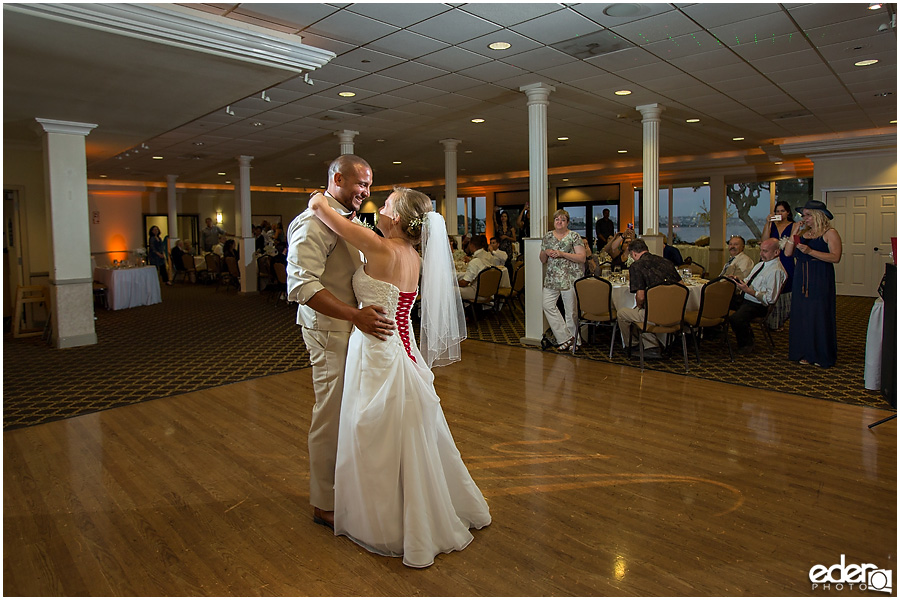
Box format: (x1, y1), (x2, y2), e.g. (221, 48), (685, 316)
(354, 305), (394, 340)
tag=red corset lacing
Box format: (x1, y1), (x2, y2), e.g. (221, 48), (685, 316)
(397, 291), (417, 363)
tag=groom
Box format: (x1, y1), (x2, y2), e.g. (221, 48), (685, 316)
(286, 154), (394, 529)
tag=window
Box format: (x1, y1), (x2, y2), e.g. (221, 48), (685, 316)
(457, 196), (486, 235)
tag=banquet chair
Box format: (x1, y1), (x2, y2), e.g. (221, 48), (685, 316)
(205, 253), (222, 286)
(225, 256), (241, 291)
(497, 262), (525, 316)
(573, 275), (617, 358)
(462, 266), (502, 321)
(682, 276), (735, 363)
(179, 253), (198, 284)
(257, 255), (275, 292)
(273, 262), (288, 305)
(627, 283), (690, 372)
(743, 279), (787, 356)
(92, 281), (109, 310)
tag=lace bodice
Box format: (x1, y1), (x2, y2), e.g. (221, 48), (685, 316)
(352, 266), (417, 362)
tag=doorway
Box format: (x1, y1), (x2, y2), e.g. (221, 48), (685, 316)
(827, 188), (897, 297)
(143, 214), (200, 252)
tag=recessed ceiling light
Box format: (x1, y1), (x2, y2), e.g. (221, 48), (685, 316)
(557, 136), (569, 141)
(193, 141), (204, 146)
(464, 150), (473, 154)
(891, 119), (898, 124)
(686, 118), (700, 123)
(488, 41), (511, 50)
(99, 174), (108, 178)
(603, 3), (645, 17)
(702, 181), (710, 185)
(614, 90), (632, 96)
(732, 137), (745, 141)
(471, 118), (485, 123)
(774, 161), (783, 165)
(218, 172), (226, 176)
(869, 3), (883, 9)
(252, 122), (264, 127)
(562, 178), (569, 182)
(152, 156), (163, 160)
(855, 59), (879, 66)
(308, 153), (316, 156)
(617, 150), (628, 154)
(393, 161), (402, 164)
(338, 91), (356, 97)
(376, 139), (385, 143)
(225, 180), (232, 184)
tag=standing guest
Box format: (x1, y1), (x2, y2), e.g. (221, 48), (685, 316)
(662, 235), (683, 266)
(784, 200), (842, 368)
(148, 226), (172, 286)
(286, 154), (394, 530)
(516, 202), (530, 257)
(200, 217), (229, 253)
(495, 210), (516, 268)
(254, 225), (266, 252)
(727, 238), (787, 354)
(595, 208), (615, 250)
(540, 209), (586, 351)
(761, 201), (801, 330)
(616, 238), (682, 355)
(273, 221), (286, 245)
(719, 236), (755, 280)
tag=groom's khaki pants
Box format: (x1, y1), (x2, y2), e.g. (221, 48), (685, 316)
(302, 327), (350, 511)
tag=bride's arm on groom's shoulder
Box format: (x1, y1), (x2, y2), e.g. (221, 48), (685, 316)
(308, 194), (384, 256)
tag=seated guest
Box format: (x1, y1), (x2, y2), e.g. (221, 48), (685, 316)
(720, 235), (754, 280)
(457, 235), (493, 301)
(604, 229), (636, 271)
(616, 238), (682, 355)
(212, 234), (226, 257)
(254, 225), (266, 252)
(582, 236), (600, 276)
(273, 242), (287, 265)
(727, 238), (787, 354)
(222, 239), (239, 261)
(662, 235), (683, 266)
(487, 236), (508, 267)
(170, 239), (186, 271)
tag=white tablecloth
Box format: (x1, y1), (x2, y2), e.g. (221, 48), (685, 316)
(865, 298), (884, 390)
(457, 266), (511, 289)
(611, 282), (704, 313)
(94, 266), (162, 310)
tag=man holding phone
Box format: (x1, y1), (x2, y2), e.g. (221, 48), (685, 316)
(727, 238), (787, 354)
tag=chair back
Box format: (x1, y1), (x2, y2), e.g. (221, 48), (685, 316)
(473, 267), (503, 302)
(692, 277), (734, 326)
(205, 253), (221, 273)
(644, 283), (689, 332)
(181, 254), (197, 273)
(274, 262), (287, 284)
(574, 276), (613, 321)
(510, 263), (525, 294)
(225, 256), (241, 280)
(257, 255), (274, 278)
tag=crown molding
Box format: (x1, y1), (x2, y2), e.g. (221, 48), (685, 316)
(4, 3), (335, 72)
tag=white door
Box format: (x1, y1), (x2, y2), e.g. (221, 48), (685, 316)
(827, 188), (897, 297)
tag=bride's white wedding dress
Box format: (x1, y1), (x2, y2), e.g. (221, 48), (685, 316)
(334, 266), (491, 568)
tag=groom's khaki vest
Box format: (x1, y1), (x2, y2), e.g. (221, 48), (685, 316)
(286, 195), (363, 332)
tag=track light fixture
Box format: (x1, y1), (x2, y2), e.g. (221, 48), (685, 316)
(225, 105), (235, 116)
(261, 90), (271, 102)
(303, 72), (314, 86)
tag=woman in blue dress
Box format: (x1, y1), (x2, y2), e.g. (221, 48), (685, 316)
(784, 200), (843, 367)
(761, 200), (800, 329)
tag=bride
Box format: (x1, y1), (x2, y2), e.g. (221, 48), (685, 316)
(308, 186), (491, 568)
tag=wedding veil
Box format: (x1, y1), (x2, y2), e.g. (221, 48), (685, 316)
(419, 212), (467, 368)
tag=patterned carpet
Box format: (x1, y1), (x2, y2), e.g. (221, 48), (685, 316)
(3, 283), (892, 431)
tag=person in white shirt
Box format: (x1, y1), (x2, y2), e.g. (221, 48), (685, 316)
(720, 235), (755, 280)
(458, 235), (494, 301)
(487, 236), (507, 267)
(727, 238), (787, 354)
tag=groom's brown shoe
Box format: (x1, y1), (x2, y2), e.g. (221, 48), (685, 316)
(313, 507), (334, 530)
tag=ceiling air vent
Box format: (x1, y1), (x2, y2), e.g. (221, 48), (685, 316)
(552, 30), (633, 60)
(767, 110), (813, 120)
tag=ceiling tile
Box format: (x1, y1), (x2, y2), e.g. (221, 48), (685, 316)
(582, 46), (657, 71)
(302, 9), (399, 45)
(422, 73), (485, 93)
(365, 29), (449, 60)
(569, 3), (675, 28)
(500, 46), (578, 71)
(417, 46), (492, 72)
(510, 8), (604, 45)
(347, 73), (411, 94)
(611, 10), (703, 45)
(378, 61), (449, 84)
(231, 3), (341, 30)
(408, 8), (502, 45)
(534, 60), (606, 83)
(679, 3), (782, 29)
(457, 29), (545, 59)
(457, 60), (529, 84)
(345, 3), (451, 28)
(330, 46), (406, 71)
(313, 63), (369, 86)
(458, 3), (563, 27)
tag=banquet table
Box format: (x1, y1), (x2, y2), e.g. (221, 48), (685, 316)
(457, 266), (511, 289)
(93, 266), (162, 310)
(609, 280), (706, 347)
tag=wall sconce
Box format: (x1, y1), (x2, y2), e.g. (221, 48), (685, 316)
(216, 211), (223, 224)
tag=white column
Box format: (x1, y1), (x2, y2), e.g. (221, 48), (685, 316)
(440, 139), (461, 235)
(637, 103), (665, 254)
(335, 130), (359, 155)
(35, 118), (98, 348)
(708, 175), (727, 275)
(166, 174), (178, 249)
(519, 82), (555, 346)
(236, 155), (256, 292)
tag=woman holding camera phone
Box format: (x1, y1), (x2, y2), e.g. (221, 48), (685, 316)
(761, 201), (800, 330)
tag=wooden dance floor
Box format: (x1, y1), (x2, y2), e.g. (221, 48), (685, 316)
(4, 340), (896, 596)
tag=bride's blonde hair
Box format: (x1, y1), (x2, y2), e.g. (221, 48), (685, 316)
(390, 186), (433, 247)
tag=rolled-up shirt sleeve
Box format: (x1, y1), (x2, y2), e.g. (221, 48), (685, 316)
(286, 210), (336, 305)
